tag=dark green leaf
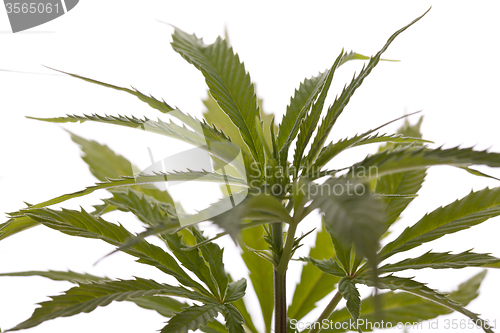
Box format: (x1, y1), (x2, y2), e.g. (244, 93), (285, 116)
(161, 303), (221, 333)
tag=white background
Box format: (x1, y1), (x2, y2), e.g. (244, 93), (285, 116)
(1, 1), (500, 332)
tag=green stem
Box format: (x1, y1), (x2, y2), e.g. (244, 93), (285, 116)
(274, 268), (287, 333)
(308, 291), (342, 333)
(276, 222), (298, 274)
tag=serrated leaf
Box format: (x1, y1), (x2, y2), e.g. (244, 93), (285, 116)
(9, 170), (246, 218)
(192, 228), (229, 299)
(380, 186), (500, 261)
(288, 224), (340, 320)
(305, 9), (430, 167)
(339, 277), (362, 332)
(298, 257), (345, 277)
(7, 278), (204, 331)
(171, 28), (265, 168)
(347, 146), (500, 180)
(0, 216), (38, 240)
(226, 274), (258, 333)
(240, 225), (274, 333)
(0, 270), (108, 283)
(22, 207), (211, 296)
(380, 250), (500, 273)
(327, 271), (487, 332)
(224, 279), (246, 303)
(293, 50), (345, 173)
(161, 303), (221, 333)
(356, 274), (493, 333)
(223, 304), (246, 333)
(277, 71), (328, 166)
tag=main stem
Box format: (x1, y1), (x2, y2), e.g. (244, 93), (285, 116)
(273, 221), (298, 333)
(308, 291), (342, 333)
(272, 222), (286, 333)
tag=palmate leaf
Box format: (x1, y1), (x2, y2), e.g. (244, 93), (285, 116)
(22, 207), (212, 297)
(380, 250), (500, 273)
(161, 303), (221, 333)
(347, 145), (500, 180)
(170, 27), (265, 168)
(288, 224), (340, 320)
(223, 304), (246, 333)
(7, 277), (204, 332)
(355, 274), (493, 333)
(338, 277), (362, 332)
(240, 225), (274, 333)
(380, 186), (500, 261)
(326, 271), (487, 332)
(304, 9), (430, 168)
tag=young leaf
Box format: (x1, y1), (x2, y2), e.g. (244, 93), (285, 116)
(171, 28), (265, 168)
(224, 278), (247, 303)
(8, 278), (206, 332)
(298, 257), (345, 277)
(288, 224), (340, 320)
(338, 277), (362, 332)
(161, 303), (221, 333)
(380, 186), (500, 261)
(222, 304), (246, 333)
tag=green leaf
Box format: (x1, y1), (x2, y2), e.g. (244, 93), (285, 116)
(311, 112), (428, 172)
(293, 50), (345, 173)
(305, 9), (430, 167)
(171, 28), (265, 168)
(277, 71), (328, 166)
(0, 216), (38, 240)
(105, 187), (176, 228)
(226, 274), (258, 333)
(347, 146), (500, 180)
(192, 228), (230, 299)
(223, 304), (246, 333)
(288, 224), (340, 320)
(0, 269), (187, 319)
(161, 303), (221, 333)
(44, 68), (231, 144)
(9, 170), (246, 218)
(224, 278), (247, 303)
(325, 223), (352, 275)
(298, 257), (345, 277)
(240, 225), (274, 333)
(8, 278), (205, 331)
(28, 113), (247, 178)
(23, 207), (212, 296)
(327, 271), (487, 332)
(380, 250), (500, 273)
(69, 131), (174, 204)
(355, 274), (493, 333)
(0, 270), (107, 283)
(304, 178), (383, 269)
(374, 117), (427, 232)
(339, 277), (362, 332)
(380, 186), (500, 261)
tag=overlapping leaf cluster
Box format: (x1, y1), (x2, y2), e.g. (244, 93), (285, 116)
(2, 7), (500, 333)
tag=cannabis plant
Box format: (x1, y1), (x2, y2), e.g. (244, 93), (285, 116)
(2, 8), (500, 333)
